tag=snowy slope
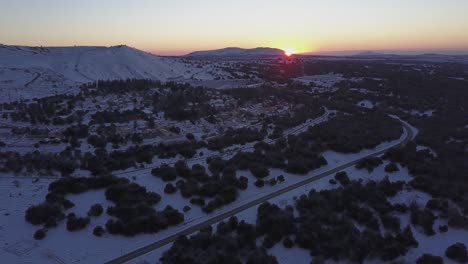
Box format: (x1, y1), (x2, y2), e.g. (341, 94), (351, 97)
(0, 45), (192, 83)
(186, 47), (285, 57)
(0, 44), (227, 101)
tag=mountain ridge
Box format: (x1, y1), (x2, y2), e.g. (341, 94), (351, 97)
(0, 44), (223, 84)
(186, 47), (285, 57)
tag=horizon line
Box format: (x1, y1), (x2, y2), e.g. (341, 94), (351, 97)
(2, 43), (468, 57)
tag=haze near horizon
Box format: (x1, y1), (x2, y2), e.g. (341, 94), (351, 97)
(1, 0), (468, 55)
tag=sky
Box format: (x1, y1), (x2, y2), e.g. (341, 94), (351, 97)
(1, 0), (468, 55)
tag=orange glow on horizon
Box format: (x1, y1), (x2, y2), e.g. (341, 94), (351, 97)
(283, 47), (297, 56)
(2, 2), (468, 56)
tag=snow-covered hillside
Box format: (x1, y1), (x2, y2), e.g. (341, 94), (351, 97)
(0, 44), (226, 101)
(186, 47), (285, 57)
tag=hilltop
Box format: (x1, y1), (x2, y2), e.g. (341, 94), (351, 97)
(0, 44), (227, 100)
(186, 47), (285, 57)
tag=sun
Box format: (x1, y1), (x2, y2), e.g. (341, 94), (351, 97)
(283, 47), (297, 56)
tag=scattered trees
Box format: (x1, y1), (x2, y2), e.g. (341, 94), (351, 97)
(356, 157), (383, 172)
(254, 179), (265, 188)
(0, 149), (78, 176)
(301, 113), (402, 154)
(152, 164), (177, 182)
(159, 217), (277, 264)
(385, 162), (400, 173)
(283, 237), (294, 248)
(93, 226), (105, 237)
(256, 202), (295, 247)
(416, 254), (444, 264)
(410, 203), (436, 236)
(446, 243), (468, 263)
(160, 178), (416, 263)
(66, 213), (90, 231)
(25, 203), (63, 226)
(33, 228), (47, 240)
(88, 204), (104, 217)
(250, 163), (269, 178)
(164, 183), (177, 194)
(207, 127), (265, 151)
(334, 171), (350, 185)
(439, 225), (449, 233)
(294, 179), (414, 262)
(25, 175), (184, 238)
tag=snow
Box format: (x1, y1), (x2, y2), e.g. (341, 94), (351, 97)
(0, 114), (394, 263)
(409, 109), (436, 117)
(349, 88), (372, 94)
(357, 99), (375, 109)
(0, 44), (228, 102)
(0, 178), (55, 263)
(66, 190), (113, 218)
(229, 160), (415, 264)
(125, 119), (415, 263)
(269, 243), (311, 264)
(387, 188), (431, 207)
(400, 215), (468, 264)
(235, 159), (468, 264)
(0, 176), (210, 264)
(416, 145), (438, 157)
(129, 244), (172, 264)
(293, 73), (345, 88)
(0, 117), (442, 264)
(240, 160), (414, 218)
(234, 135), (465, 264)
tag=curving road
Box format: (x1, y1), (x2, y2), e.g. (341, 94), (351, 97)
(24, 72), (41, 87)
(105, 121), (414, 264)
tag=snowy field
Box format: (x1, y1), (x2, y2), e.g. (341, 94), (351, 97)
(1, 46), (464, 263)
(134, 160), (468, 264)
(1, 107), (463, 264)
(293, 73), (346, 88)
(1, 117), (413, 264)
(130, 122), (460, 264)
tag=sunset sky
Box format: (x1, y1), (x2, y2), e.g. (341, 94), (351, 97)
(1, 0), (468, 55)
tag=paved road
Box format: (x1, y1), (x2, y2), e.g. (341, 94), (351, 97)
(105, 122), (413, 264)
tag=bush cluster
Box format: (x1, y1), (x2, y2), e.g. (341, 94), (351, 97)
(26, 175), (184, 238)
(207, 127), (265, 151)
(161, 178), (416, 263)
(355, 157), (383, 172)
(160, 217), (278, 264)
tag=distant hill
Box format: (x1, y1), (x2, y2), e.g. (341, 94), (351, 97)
(350, 51), (468, 63)
(353, 51), (389, 57)
(299, 49), (468, 64)
(0, 44), (228, 84)
(0, 44), (228, 101)
(186, 47), (285, 57)
(0, 44), (201, 84)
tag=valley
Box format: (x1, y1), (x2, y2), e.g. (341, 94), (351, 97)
(1, 45), (468, 264)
